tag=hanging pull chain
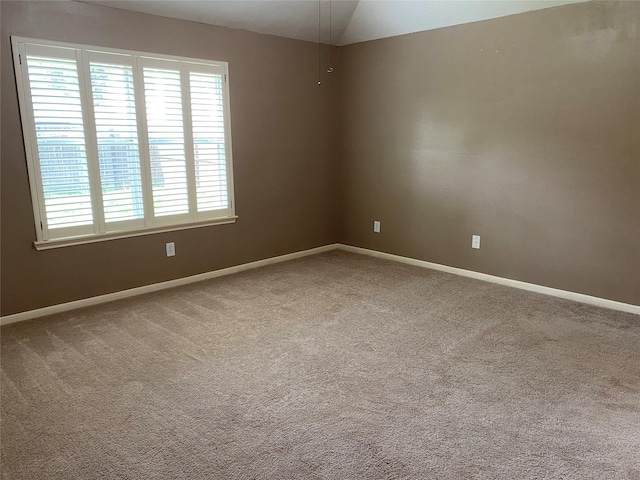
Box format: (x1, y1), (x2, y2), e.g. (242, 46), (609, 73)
(327, 0), (334, 73)
(318, 0), (322, 86)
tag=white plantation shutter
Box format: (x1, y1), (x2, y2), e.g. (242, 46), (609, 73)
(88, 54), (145, 228)
(24, 47), (94, 237)
(142, 63), (190, 219)
(190, 69), (229, 212)
(13, 37), (235, 245)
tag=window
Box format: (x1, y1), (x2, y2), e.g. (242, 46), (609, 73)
(12, 37), (236, 248)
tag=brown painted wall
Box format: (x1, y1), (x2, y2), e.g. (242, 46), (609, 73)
(1, 1), (339, 315)
(338, 2), (640, 305)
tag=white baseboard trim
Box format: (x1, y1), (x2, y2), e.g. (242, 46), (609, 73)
(2, 242), (637, 326)
(0, 244), (340, 326)
(337, 244), (640, 316)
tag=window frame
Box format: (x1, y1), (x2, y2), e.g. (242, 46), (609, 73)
(11, 36), (236, 250)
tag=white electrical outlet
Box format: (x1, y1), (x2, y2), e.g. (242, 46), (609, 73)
(472, 235), (481, 249)
(373, 221), (381, 233)
(166, 242), (175, 257)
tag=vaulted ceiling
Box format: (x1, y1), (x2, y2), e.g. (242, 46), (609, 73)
(79, 0), (588, 46)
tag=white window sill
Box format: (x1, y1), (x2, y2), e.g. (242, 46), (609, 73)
(34, 216), (238, 251)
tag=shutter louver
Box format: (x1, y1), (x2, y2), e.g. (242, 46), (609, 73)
(143, 67), (189, 218)
(90, 62), (144, 223)
(190, 72), (229, 212)
(26, 55), (94, 229)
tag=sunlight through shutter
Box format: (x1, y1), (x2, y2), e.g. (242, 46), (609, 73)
(14, 38), (236, 245)
(26, 55), (94, 229)
(190, 71), (229, 212)
(143, 66), (189, 218)
(90, 61), (144, 223)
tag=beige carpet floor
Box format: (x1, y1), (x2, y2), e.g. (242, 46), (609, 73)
(1, 250), (639, 479)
